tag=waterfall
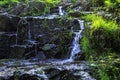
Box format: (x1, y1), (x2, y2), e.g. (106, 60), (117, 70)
(26, 20), (39, 59)
(59, 6), (64, 16)
(70, 20), (84, 61)
(26, 20), (38, 45)
(69, 20), (84, 61)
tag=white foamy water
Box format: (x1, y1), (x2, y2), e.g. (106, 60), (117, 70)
(59, 6), (64, 16)
(62, 20), (84, 63)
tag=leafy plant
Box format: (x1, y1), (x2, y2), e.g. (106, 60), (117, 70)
(82, 14), (118, 31)
(82, 14), (120, 80)
(0, 0), (19, 6)
(105, 0), (120, 12)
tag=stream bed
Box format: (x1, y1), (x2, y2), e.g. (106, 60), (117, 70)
(0, 59), (95, 80)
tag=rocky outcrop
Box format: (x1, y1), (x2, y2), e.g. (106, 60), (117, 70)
(0, 61), (95, 80)
(0, 13), (19, 32)
(0, 13), (81, 59)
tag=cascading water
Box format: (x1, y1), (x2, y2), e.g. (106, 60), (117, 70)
(59, 6), (64, 16)
(26, 19), (39, 59)
(57, 19), (85, 64)
(26, 19), (38, 45)
(69, 20), (84, 61)
(62, 19), (84, 63)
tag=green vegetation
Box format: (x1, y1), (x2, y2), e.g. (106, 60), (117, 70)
(81, 14), (120, 80)
(0, 0), (61, 6)
(83, 14), (118, 31)
(0, 0), (120, 79)
(105, 0), (120, 12)
(0, 0), (61, 16)
(0, 0), (19, 6)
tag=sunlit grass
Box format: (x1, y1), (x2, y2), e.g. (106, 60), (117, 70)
(82, 14), (118, 31)
(34, 0), (61, 6)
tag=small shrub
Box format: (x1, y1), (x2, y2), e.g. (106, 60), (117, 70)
(81, 14), (120, 56)
(0, 0), (19, 6)
(105, 0), (120, 12)
(82, 14), (118, 31)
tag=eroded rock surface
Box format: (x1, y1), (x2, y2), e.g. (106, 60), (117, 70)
(0, 60), (95, 80)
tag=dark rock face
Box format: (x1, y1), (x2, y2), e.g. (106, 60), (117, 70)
(0, 14), (14, 32)
(0, 14), (80, 59)
(10, 45), (26, 59)
(0, 32), (16, 58)
(0, 68), (75, 80)
(0, 14), (20, 32)
(45, 68), (76, 80)
(3, 74), (44, 80)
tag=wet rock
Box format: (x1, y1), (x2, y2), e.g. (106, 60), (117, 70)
(42, 44), (59, 58)
(2, 74), (44, 80)
(50, 70), (76, 80)
(0, 14), (19, 32)
(68, 11), (82, 17)
(45, 68), (76, 80)
(42, 44), (56, 51)
(19, 74), (44, 80)
(0, 61), (95, 80)
(0, 32), (14, 47)
(0, 32), (17, 59)
(45, 68), (61, 79)
(10, 45), (26, 58)
(36, 51), (46, 60)
(0, 15), (76, 59)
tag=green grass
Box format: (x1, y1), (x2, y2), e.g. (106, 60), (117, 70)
(82, 14), (118, 31)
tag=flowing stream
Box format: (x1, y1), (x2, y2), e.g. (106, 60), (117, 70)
(70, 20), (84, 61)
(62, 19), (84, 63)
(0, 2), (99, 80)
(0, 17), (96, 80)
(59, 6), (64, 16)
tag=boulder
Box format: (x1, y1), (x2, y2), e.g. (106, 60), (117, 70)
(42, 44), (56, 51)
(45, 68), (76, 80)
(0, 14), (19, 32)
(10, 45), (26, 59)
(0, 32), (16, 59)
(36, 51), (46, 60)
